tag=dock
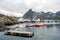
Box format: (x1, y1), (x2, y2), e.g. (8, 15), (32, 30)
(4, 30), (34, 37)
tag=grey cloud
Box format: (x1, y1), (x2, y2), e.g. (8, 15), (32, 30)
(0, 0), (28, 13)
(0, 0), (60, 14)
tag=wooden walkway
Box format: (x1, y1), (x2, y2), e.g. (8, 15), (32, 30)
(4, 30), (34, 37)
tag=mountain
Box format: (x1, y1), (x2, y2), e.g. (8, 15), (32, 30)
(23, 9), (38, 19)
(55, 11), (60, 17)
(23, 9), (60, 20)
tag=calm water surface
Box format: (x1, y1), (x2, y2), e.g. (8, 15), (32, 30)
(0, 24), (60, 40)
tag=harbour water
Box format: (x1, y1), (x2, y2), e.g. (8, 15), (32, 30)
(0, 23), (60, 40)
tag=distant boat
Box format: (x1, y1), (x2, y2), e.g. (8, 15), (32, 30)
(33, 23), (45, 27)
(26, 23), (45, 27)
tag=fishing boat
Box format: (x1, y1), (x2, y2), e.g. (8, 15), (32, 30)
(33, 23), (45, 27)
(26, 23), (45, 27)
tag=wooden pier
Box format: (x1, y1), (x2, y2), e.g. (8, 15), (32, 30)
(4, 30), (34, 37)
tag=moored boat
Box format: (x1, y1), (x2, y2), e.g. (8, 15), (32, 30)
(33, 23), (45, 27)
(26, 23), (45, 27)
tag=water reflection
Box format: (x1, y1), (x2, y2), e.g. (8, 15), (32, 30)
(46, 24), (54, 28)
(0, 24), (60, 40)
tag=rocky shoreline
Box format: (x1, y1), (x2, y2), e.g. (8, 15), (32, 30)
(0, 14), (19, 31)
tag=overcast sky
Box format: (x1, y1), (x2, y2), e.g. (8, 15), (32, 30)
(0, 0), (60, 17)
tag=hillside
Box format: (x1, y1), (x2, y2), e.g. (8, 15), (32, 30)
(0, 14), (18, 26)
(23, 9), (60, 20)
